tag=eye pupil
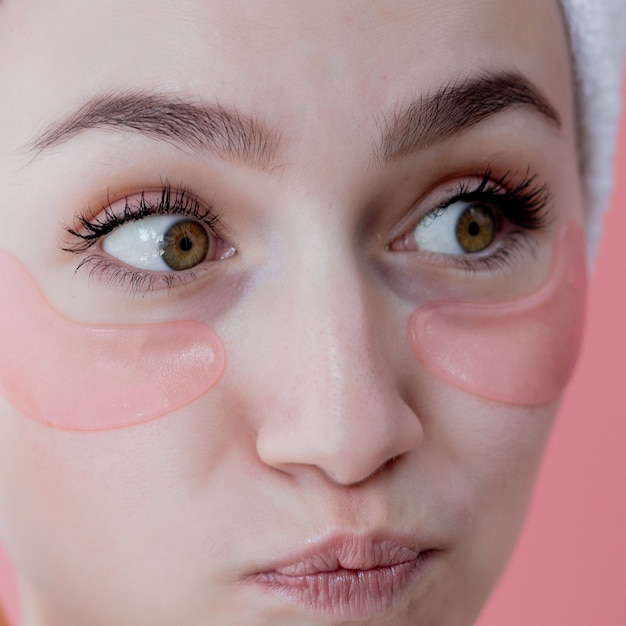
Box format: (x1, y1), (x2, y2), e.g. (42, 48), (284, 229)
(455, 205), (496, 253)
(179, 236), (193, 252)
(162, 219), (210, 270)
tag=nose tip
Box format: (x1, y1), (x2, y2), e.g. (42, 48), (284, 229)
(256, 393), (423, 486)
(253, 300), (423, 486)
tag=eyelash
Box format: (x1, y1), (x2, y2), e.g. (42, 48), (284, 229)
(412, 167), (552, 274)
(62, 185), (221, 253)
(61, 167), (552, 294)
(61, 184), (224, 294)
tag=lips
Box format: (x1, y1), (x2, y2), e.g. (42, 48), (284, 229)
(246, 534), (434, 619)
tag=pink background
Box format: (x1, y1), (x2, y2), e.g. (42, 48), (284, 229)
(0, 82), (625, 626)
(479, 78), (626, 625)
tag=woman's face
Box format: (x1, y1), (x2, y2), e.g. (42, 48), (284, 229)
(0, 1), (584, 625)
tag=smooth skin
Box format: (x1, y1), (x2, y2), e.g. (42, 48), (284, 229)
(0, 1), (584, 625)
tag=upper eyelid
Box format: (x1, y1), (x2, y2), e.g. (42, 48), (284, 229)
(434, 169), (549, 209)
(406, 169), (552, 235)
(60, 185), (224, 254)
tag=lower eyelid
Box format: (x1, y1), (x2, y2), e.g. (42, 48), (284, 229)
(74, 254), (212, 295)
(429, 230), (539, 274)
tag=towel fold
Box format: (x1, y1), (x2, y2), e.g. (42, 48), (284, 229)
(560, 0), (626, 258)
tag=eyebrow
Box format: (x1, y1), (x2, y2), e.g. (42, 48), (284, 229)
(30, 91), (280, 169)
(376, 72), (561, 163)
(29, 72), (559, 169)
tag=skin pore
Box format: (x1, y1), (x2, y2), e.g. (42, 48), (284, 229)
(0, 1), (584, 625)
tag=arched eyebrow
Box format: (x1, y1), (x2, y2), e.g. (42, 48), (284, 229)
(375, 72), (561, 163)
(29, 91), (281, 169)
(28, 72), (560, 167)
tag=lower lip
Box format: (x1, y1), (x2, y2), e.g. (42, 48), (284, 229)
(249, 551), (433, 619)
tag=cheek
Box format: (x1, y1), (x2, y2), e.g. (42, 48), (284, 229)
(408, 222), (587, 406)
(0, 252), (225, 431)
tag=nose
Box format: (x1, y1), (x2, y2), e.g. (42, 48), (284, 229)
(251, 253), (423, 486)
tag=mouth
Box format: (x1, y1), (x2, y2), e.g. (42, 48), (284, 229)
(244, 533), (436, 619)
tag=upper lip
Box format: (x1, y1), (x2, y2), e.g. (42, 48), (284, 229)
(252, 532), (424, 577)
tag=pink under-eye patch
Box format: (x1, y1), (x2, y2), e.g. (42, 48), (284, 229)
(408, 221), (587, 406)
(0, 252), (225, 431)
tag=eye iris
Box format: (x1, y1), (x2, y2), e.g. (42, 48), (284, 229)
(161, 220), (210, 270)
(455, 205), (496, 253)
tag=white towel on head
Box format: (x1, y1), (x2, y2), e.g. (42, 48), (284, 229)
(560, 0), (626, 259)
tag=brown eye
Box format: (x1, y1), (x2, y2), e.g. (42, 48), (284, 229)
(161, 219), (211, 270)
(411, 200), (498, 256)
(455, 205), (496, 253)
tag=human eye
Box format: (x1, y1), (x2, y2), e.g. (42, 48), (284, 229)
(103, 215), (214, 272)
(391, 168), (553, 272)
(61, 184), (235, 293)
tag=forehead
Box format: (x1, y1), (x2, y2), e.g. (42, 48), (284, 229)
(0, 0), (572, 153)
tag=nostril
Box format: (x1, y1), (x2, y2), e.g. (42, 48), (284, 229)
(255, 394), (423, 487)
